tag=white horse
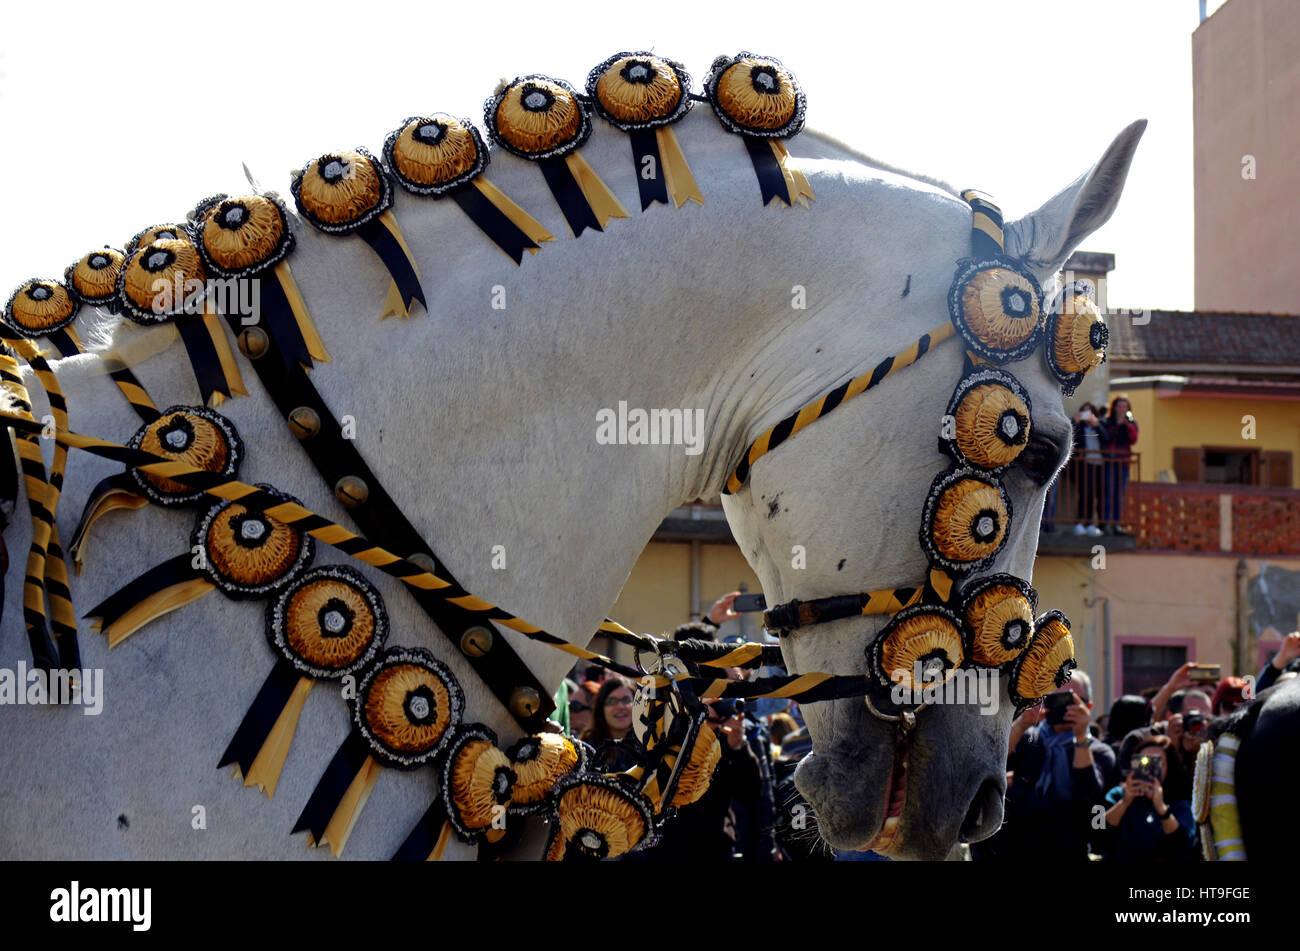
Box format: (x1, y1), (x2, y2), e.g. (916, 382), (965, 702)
(0, 70), (1144, 858)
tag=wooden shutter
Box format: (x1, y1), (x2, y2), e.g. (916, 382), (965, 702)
(1262, 451), (1293, 488)
(1173, 448), (1204, 484)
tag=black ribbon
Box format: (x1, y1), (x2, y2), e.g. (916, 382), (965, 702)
(46, 329), (81, 359)
(743, 137), (791, 206)
(218, 657), (301, 775)
(256, 273), (314, 372)
(292, 729), (372, 844)
(449, 187), (539, 265)
(71, 472), (139, 556)
(357, 220), (426, 314)
(629, 130), (669, 211)
(391, 798), (450, 861)
(538, 158), (602, 237)
(84, 553), (201, 631)
(176, 318), (232, 406)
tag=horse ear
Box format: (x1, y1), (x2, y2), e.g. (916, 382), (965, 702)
(1003, 119), (1147, 281)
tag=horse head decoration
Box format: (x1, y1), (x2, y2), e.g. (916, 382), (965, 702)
(0, 51), (1144, 860)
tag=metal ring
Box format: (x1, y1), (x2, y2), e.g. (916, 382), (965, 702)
(863, 692), (932, 731)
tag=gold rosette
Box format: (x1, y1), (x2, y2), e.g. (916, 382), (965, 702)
(1010, 610), (1077, 702)
(66, 248), (126, 306)
(960, 574), (1037, 667)
(507, 732), (581, 810)
(443, 726), (516, 843)
(868, 604), (965, 692)
(946, 368), (1031, 471)
(921, 470), (1011, 573)
(354, 647), (463, 769)
(545, 775), (652, 861)
(3, 279), (78, 338)
(948, 258), (1044, 364)
(1046, 282), (1108, 395)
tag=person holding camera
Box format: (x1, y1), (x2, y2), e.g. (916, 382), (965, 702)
(1071, 403), (1110, 536)
(1096, 735), (1197, 861)
(1102, 396), (1138, 533)
(974, 672), (1115, 862)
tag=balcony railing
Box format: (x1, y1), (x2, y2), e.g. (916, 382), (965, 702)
(1040, 451), (1141, 538)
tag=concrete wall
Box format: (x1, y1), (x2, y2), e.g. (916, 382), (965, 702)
(1193, 0), (1300, 312)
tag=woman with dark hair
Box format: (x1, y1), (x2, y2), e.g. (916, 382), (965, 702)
(1096, 734), (1197, 862)
(1103, 396), (1139, 533)
(1103, 694), (1150, 759)
(581, 676), (643, 771)
(1072, 402), (1110, 536)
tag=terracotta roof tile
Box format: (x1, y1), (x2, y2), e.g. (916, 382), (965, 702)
(1107, 310), (1300, 365)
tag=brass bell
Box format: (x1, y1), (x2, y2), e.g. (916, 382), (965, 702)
(287, 406), (321, 440)
(407, 552), (435, 574)
(460, 625), (493, 658)
(334, 475), (369, 507)
(237, 326), (269, 359)
(510, 686), (541, 719)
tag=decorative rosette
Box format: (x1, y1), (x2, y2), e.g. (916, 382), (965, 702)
(353, 646), (464, 769)
(382, 113), (551, 264)
(190, 193), (294, 278)
(943, 367), (1032, 473)
(65, 248), (126, 308)
(290, 148), (391, 234)
(383, 115), (488, 197)
(127, 405), (242, 505)
(117, 235), (207, 324)
(1009, 609), (1077, 705)
(266, 564), (388, 679)
(669, 719), (721, 808)
(919, 468), (1012, 575)
(1045, 281), (1108, 395)
(291, 148), (425, 318)
(441, 724), (517, 842)
(947, 256), (1045, 364)
(188, 191), (328, 370)
(585, 52), (702, 211)
(125, 223), (186, 254)
(506, 732), (583, 815)
(484, 75), (628, 236)
(703, 52), (812, 206)
(3, 278), (79, 338)
(544, 773), (653, 862)
(485, 75), (591, 160)
(958, 573), (1037, 667)
(193, 486), (314, 598)
(866, 603), (965, 692)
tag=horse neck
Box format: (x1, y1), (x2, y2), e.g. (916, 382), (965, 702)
(104, 113), (959, 689)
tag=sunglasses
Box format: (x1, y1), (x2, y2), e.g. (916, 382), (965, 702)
(569, 701), (590, 713)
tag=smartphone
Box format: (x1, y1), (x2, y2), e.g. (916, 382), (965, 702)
(732, 593), (766, 613)
(1188, 664), (1221, 683)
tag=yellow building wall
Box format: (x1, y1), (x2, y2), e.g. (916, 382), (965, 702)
(1034, 551), (1300, 708)
(611, 541), (764, 639)
(1106, 387), (1300, 486)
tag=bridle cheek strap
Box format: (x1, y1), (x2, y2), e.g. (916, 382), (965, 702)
(763, 568), (954, 635)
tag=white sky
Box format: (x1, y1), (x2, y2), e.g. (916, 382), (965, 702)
(1, 0), (1229, 312)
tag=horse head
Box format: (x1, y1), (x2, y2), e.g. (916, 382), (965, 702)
(722, 120), (1146, 859)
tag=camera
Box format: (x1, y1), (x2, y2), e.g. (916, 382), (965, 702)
(1042, 692), (1073, 726)
(709, 698), (747, 720)
(1184, 711), (1207, 732)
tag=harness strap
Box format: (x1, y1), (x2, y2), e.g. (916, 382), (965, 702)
(723, 322), (955, 495)
(763, 568), (955, 634)
(42, 326), (160, 424)
(224, 311), (555, 731)
(961, 188), (1004, 258)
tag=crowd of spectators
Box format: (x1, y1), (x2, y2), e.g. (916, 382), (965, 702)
(550, 587), (1300, 861)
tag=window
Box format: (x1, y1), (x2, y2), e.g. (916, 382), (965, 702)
(1172, 447), (1293, 487)
(1121, 643), (1188, 696)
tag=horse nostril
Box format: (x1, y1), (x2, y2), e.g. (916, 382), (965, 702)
(960, 776), (1005, 843)
(1019, 433), (1067, 486)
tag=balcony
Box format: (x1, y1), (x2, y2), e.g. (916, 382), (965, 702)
(1131, 482), (1300, 554)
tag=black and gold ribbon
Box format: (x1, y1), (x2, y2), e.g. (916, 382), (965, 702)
(290, 149), (425, 319)
(961, 188), (1005, 258)
(704, 53), (813, 208)
(586, 52), (704, 211)
(218, 657), (313, 798)
(484, 76), (629, 238)
(291, 730), (380, 856)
